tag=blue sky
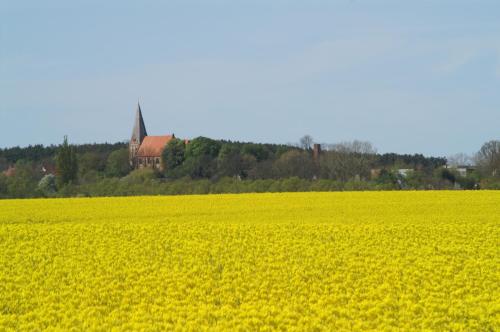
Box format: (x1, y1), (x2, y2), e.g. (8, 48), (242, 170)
(1, 0), (499, 156)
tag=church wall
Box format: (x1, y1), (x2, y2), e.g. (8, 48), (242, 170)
(135, 156), (163, 170)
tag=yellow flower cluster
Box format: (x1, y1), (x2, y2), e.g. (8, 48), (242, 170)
(0, 191), (498, 331)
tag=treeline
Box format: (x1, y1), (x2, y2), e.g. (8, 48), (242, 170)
(0, 142), (127, 165)
(1, 136), (499, 199)
(158, 137), (448, 182)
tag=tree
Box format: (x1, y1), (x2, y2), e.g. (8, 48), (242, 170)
(79, 152), (105, 176)
(300, 135), (314, 150)
(321, 140), (376, 181)
(56, 136), (78, 187)
(182, 137), (221, 179)
(376, 153), (446, 171)
(0, 174), (7, 198)
(241, 144), (270, 162)
(121, 168), (158, 185)
(447, 153), (472, 167)
(328, 140), (376, 154)
(6, 161), (38, 198)
(38, 174), (57, 197)
(0, 157), (8, 172)
(218, 144), (256, 178)
(182, 155), (218, 179)
(162, 138), (186, 171)
(475, 140), (500, 177)
(105, 148), (131, 178)
(439, 168), (456, 184)
(375, 169), (399, 188)
(185, 137), (221, 159)
(247, 160), (274, 179)
(273, 150), (315, 179)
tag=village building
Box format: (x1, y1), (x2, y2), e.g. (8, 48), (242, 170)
(129, 103), (176, 170)
(444, 164), (476, 177)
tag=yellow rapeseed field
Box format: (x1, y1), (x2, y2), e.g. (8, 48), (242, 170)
(0, 191), (498, 331)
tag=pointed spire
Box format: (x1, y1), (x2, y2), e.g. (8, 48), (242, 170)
(131, 102), (147, 143)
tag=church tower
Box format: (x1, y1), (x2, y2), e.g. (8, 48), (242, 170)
(129, 102), (148, 167)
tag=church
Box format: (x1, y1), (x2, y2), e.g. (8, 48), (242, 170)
(129, 103), (176, 170)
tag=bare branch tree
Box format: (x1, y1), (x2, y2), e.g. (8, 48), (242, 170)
(447, 153), (473, 167)
(299, 135), (314, 150)
(320, 140), (377, 181)
(329, 140), (377, 154)
(475, 140), (500, 177)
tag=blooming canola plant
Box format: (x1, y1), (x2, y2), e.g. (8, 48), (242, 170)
(0, 191), (498, 330)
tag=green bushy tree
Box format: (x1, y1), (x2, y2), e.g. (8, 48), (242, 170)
(162, 138), (186, 172)
(6, 161), (38, 198)
(185, 137), (221, 159)
(56, 136), (78, 187)
(218, 144), (256, 178)
(182, 137), (221, 179)
(105, 148), (130, 178)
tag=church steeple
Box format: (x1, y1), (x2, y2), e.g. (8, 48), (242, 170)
(129, 102), (148, 167)
(131, 102), (147, 144)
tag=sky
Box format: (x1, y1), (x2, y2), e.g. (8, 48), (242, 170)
(1, 0), (499, 156)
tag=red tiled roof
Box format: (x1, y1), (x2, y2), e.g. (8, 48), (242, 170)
(3, 166), (16, 177)
(137, 135), (173, 157)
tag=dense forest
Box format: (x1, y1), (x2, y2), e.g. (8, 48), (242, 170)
(1, 136), (499, 199)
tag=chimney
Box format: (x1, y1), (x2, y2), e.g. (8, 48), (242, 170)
(313, 144), (321, 162)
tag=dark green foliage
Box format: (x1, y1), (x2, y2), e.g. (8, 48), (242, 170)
(178, 137), (222, 179)
(182, 154), (218, 179)
(217, 144), (256, 178)
(377, 153), (446, 171)
(5, 161), (39, 198)
(55, 136), (78, 187)
(404, 170), (432, 190)
(105, 149), (131, 178)
(79, 152), (106, 176)
(0, 157), (9, 172)
(375, 169), (399, 188)
(0, 142), (127, 165)
(0, 174), (7, 198)
(185, 137), (221, 159)
(241, 144), (270, 162)
(0, 144), (57, 164)
(440, 168), (456, 184)
(162, 139), (186, 172)
(456, 176), (477, 190)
